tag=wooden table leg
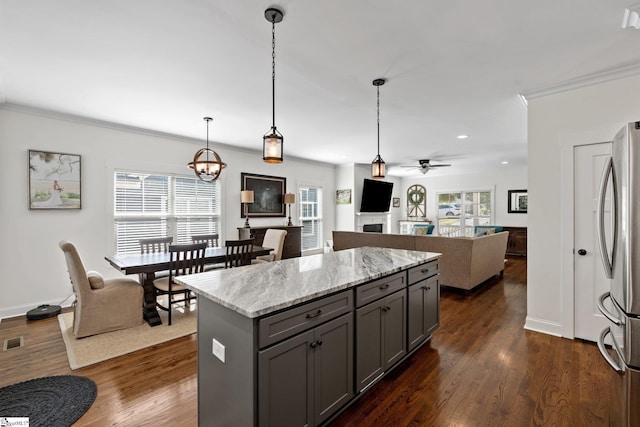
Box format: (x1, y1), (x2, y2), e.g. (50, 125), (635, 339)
(141, 272), (162, 326)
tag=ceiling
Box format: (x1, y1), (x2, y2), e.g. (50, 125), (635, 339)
(1, 1), (639, 177)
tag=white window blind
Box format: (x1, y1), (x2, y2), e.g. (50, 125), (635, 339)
(114, 172), (221, 255)
(299, 185), (322, 252)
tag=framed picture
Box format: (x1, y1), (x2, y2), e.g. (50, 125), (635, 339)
(29, 150), (81, 210)
(508, 189), (527, 213)
(336, 189), (351, 205)
(392, 197), (400, 208)
(241, 173), (286, 217)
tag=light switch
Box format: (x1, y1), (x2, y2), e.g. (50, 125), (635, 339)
(212, 338), (225, 363)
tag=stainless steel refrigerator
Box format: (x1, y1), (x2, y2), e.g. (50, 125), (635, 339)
(596, 121), (640, 426)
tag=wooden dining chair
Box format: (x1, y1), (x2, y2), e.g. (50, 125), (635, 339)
(153, 242), (206, 325)
(139, 237), (173, 281)
(224, 239), (253, 268)
(139, 236), (173, 254)
(191, 234), (219, 248)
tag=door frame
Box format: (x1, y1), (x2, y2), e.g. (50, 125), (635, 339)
(559, 128), (612, 338)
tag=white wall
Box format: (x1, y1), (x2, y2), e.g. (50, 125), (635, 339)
(335, 164), (356, 231)
(399, 167), (528, 227)
(527, 73), (640, 336)
(0, 107), (335, 319)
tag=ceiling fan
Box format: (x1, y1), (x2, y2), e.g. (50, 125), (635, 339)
(401, 159), (452, 175)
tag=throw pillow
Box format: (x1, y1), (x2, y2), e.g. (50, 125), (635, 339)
(413, 226), (430, 236)
(475, 231), (487, 237)
(483, 227), (496, 235)
(87, 271), (105, 289)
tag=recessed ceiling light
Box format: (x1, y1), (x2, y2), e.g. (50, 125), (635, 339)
(501, 161), (509, 165)
(456, 134), (468, 139)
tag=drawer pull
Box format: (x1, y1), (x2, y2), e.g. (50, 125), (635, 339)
(379, 284), (390, 290)
(420, 268), (430, 274)
(306, 310), (322, 319)
(422, 286), (431, 291)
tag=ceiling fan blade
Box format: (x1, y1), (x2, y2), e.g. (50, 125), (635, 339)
(428, 164), (451, 168)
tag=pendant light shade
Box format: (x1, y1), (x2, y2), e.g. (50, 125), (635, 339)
(371, 78), (386, 179)
(188, 117), (227, 182)
(263, 7), (284, 164)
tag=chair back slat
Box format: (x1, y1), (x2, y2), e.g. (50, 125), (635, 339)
(168, 243), (207, 279)
(191, 234), (219, 248)
(224, 239), (253, 268)
(140, 237), (173, 254)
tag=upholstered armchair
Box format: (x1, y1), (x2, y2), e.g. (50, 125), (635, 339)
(253, 229), (287, 263)
(59, 240), (143, 338)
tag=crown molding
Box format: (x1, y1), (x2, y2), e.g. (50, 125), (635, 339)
(521, 62), (640, 100)
(0, 102), (334, 167)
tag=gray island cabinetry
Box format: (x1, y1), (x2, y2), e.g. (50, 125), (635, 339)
(177, 247), (441, 427)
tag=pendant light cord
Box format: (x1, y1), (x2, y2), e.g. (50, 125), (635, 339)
(271, 17), (276, 129)
(377, 85), (381, 156)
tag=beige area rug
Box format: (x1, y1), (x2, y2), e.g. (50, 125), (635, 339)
(58, 307), (196, 370)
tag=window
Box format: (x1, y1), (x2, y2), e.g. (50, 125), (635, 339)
(298, 185), (323, 252)
(436, 190), (492, 237)
(114, 171), (221, 254)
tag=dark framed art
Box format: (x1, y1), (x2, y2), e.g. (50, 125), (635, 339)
(393, 197), (400, 208)
(508, 189), (527, 213)
(29, 149), (81, 210)
(241, 172), (286, 217)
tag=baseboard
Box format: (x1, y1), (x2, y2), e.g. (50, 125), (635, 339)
(0, 300), (73, 323)
(524, 316), (563, 337)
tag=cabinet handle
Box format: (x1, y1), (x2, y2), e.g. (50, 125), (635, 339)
(306, 310), (322, 319)
(379, 284), (390, 290)
(420, 268), (430, 274)
(382, 306), (391, 312)
(310, 342), (317, 348)
(422, 286), (431, 291)
(316, 340), (323, 346)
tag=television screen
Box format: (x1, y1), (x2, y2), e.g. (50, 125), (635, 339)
(360, 179), (394, 213)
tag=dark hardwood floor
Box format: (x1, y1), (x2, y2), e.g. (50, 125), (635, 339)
(0, 257), (621, 426)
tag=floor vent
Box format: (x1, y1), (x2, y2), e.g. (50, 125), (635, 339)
(3, 336), (24, 351)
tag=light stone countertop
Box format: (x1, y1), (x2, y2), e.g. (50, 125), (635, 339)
(176, 246), (441, 319)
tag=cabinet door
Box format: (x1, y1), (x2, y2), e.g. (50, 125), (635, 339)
(259, 330), (314, 427)
(314, 313), (354, 425)
(408, 275), (439, 351)
(382, 290), (407, 368)
(424, 276), (440, 336)
(356, 299), (384, 392)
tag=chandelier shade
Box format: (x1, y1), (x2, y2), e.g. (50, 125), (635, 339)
(188, 117), (226, 182)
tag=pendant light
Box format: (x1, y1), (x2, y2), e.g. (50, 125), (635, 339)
(371, 78), (386, 178)
(263, 7), (284, 163)
(188, 117), (227, 182)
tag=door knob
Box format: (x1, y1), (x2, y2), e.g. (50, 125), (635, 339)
(578, 249), (587, 256)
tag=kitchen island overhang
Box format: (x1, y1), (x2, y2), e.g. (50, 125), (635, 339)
(177, 246), (442, 427)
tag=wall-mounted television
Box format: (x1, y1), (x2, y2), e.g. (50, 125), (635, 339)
(360, 179), (394, 213)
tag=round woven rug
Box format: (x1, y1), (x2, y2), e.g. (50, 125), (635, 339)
(0, 375), (97, 427)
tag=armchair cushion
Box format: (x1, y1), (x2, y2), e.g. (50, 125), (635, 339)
(86, 271), (105, 289)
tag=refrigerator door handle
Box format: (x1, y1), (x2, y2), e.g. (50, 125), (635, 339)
(597, 326), (625, 374)
(596, 291), (623, 326)
(596, 155), (618, 279)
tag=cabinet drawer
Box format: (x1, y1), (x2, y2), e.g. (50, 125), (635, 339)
(259, 290), (353, 348)
(408, 261), (439, 285)
(355, 272), (405, 308)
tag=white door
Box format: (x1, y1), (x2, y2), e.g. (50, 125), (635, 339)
(574, 142), (612, 341)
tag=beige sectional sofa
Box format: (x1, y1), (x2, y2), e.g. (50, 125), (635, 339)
(332, 230), (509, 292)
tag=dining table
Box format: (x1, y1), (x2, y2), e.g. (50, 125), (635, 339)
(105, 245), (271, 326)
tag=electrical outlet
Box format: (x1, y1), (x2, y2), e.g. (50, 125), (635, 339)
(212, 338), (225, 363)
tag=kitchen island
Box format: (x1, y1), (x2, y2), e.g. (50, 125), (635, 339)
(177, 246), (441, 427)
